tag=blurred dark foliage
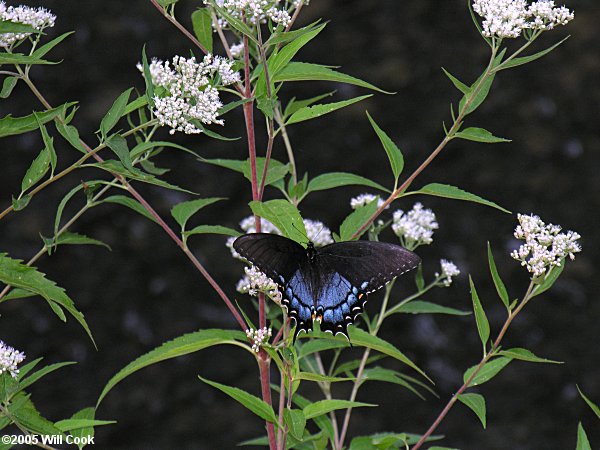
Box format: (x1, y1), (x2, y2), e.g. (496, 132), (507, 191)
(0, 0), (598, 449)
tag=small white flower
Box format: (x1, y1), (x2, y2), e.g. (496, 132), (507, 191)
(0, 340), (26, 379)
(435, 259), (461, 286)
(230, 42), (244, 58)
(137, 54), (239, 135)
(237, 265), (282, 304)
(392, 203), (439, 248)
(0, 2), (56, 48)
(246, 326), (273, 352)
(472, 0), (573, 38)
(206, 0), (293, 28)
(239, 216), (281, 235)
(350, 193), (387, 210)
(510, 213), (581, 277)
(304, 219), (334, 247)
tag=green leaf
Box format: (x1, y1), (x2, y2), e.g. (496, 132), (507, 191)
(97, 329), (245, 405)
(499, 348), (562, 364)
(50, 232), (111, 251)
(455, 127), (510, 143)
(366, 112), (404, 182)
(200, 157), (289, 187)
(105, 134), (133, 171)
(21, 147), (50, 192)
(130, 140), (198, 159)
(409, 183), (510, 214)
(53, 183), (85, 235)
(191, 8), (213, 53)
(141, 45), (154, 107)
(100, 88), (132, 139)
(31, 31), (75, 59)
(90, 160), (194, 193)
(171, 197), (225, 230)
(37, 122), (57, 177)
(349, 327), (430, 381)
(212, 4), (255, 41)
(274, 62), (391, 94)
(67, 408), (96, 450)
(184, 225), (241, 238)
(101, 195), (158, 224)
(298, 339), (349, 359)
(460, 71), (496, 115)
(8, 394), (64, 436)
(0, 20), (39, 34)
(296, 372), (353, 383)
(303, 399), (375, 420)
(487, 242), (510, 310)
(458, 393), (486, 428)
(0, 53), (53, 65)
(394, 300), (470, 316)
(11, 195), (31, 211)
(123, 95), (149, 116)
(339, 200), (379, 241)
(199, 376), (277, 423)
(286, 95), (372, 125)
(265, 20), (324, 47)
(577, 386), (600, 420)
(464, 357), (512, 387)
(307, 172), (389, 194)
(56, 122), (87, 154)
(1, 287), (36, 301)
(55, 418), (115, 433)
(576, 423), (592, 450)
(0, 253), (95, 346)
(530, 262), (565, 298)
(284, 408), (307, 441)
(469, 276), (490, 348)
(501, 37), (569, 70)
(284, 91), (335, 119)
(16, 362), (76, 395)
(0, 104), (71, 138)
(249, 199), (306, 244)
(0, 76), (18, 98)
(442, 67), (470, 94)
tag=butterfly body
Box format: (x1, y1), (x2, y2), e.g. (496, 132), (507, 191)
(233, 234), (420, 340)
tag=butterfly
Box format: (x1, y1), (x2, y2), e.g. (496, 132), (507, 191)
(233, 233), (421, 341)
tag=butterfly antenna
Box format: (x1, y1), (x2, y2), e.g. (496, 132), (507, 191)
(291, 221), (310, 245)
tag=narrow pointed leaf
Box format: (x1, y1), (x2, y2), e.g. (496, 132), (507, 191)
(307, 172), (389, 193)
(286, 95), (372, 125)
(68, 408), (96, 450)
(469, 276), (490, 347)
(0, 104), (71, 138)
(460, 72), (496, 115)
(0, 76), (18, 98)
(303, 399), (375, 420)
(501, 37), (569, 70)
(394, 300), (470, 316)
(410, 183), (510, 213)
(100, 88), (132, 139)
(442, 67), (470, 94)
(455, 127), (510, 143)
(101, 195), (158, 224)
(576, 423), (591, 450)
(284, 409), (306, 441)
(184, 225), (241, 238)
(577, 386), (600, 420)
(464, 357), (512, 387)
(171, 197), (225, 229)
(487, 242), (510, 309)
(31, 31), (75, 59)
(499, 348), (562, 364)
(199, 376), (277, 423)
(56, 122), (87, 154)
(366, 111), (404, 181)
(458, 393), (486, 428)
(21, 147), (50, 192)
(530, 262), (565, 298)
(97, 329), (245, 405)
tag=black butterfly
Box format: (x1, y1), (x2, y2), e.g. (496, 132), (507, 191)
(233, 233), (421, 340)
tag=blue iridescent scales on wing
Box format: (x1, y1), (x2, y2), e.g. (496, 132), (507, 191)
(233, 233), (421, 341)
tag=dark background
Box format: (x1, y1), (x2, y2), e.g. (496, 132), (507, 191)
(1, 1), (598, 449)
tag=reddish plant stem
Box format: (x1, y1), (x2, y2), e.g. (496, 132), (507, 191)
(411, 284), (533, 450)
(20, 76), (247, 331)
(258, 354), (277, 450)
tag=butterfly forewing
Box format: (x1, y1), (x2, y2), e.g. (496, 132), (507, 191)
(233, 233), (306, 284)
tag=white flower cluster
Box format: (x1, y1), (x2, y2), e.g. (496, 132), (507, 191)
(435, 259), (461, 286)
(304, 219), (334, 247)
(230, 41), (244, 58)
(392, 203), (439, 248)
(350, 193), (388, 210)
(237, 265), (283, 304)
(0, 2), (56, 48)
(246, 327), (272, 352)
(0, 340), (25, 379)
(138, 54), (240, 135)
(472, 0), (574, 39)
(207, 0), (294, 28)
(511, 213), (581, 277)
